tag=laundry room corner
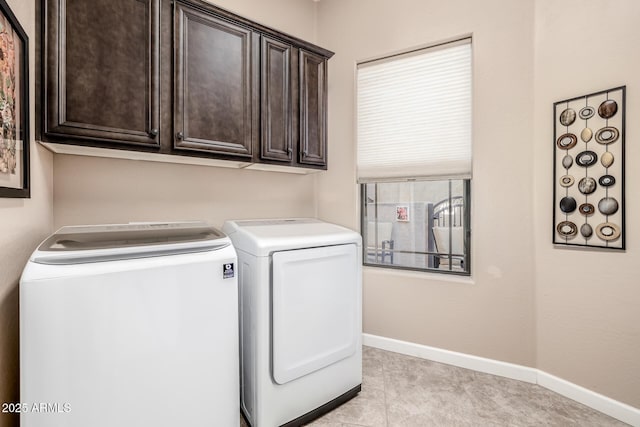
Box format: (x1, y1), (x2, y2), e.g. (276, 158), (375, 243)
(2, 0), (639, 425)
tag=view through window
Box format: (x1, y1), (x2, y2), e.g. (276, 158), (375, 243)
(362, 179), (470, 274)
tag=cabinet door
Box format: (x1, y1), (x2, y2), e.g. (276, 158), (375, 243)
(299, 50), (328, 167)
(174, 2), (257, 158)
(260, 37), (295, 163)
(44, 0), (160, 147)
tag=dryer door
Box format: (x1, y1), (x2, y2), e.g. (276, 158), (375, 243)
(271, 244), (359, 384)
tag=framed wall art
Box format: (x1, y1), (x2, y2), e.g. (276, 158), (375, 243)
(0, 0), (29, 198)
(553, 86), (625, 250)
(396, 205), (409, 222)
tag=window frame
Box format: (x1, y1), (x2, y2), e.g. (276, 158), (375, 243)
(356, 37), (473, 276)
(360, 179), (471, 276)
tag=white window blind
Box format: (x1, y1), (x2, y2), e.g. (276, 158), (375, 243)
(357, 39), (472, 182)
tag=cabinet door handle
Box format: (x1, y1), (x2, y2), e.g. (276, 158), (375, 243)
(149, 128), (158, 137)
(176, 131), (184, 140)
(302, 150), (308, 156)
(287, 148), (293, 154)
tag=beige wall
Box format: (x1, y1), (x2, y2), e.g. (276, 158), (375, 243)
(52, 0), (319, 230)
(533, 0), (640, 408)
(0, 1), (54, 426)
(53, 155), (317, 227)
(316, 0), (537, 367)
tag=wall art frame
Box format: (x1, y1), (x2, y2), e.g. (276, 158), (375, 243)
(553, 86), (625, 250)
(395, 205), (409, 222)
(0, 0), (29, 198)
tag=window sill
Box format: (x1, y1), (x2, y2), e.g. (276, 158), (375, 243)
(363, 264), (475, 285)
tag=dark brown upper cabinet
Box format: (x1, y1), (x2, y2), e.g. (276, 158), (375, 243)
(43, 0), (161, 147)
(260, 42), (331, 170)
(173, 2), (257, 158)
(299, 50), (328, 167)
(260, 36), (295, 163)
(40, 0), (333, 170)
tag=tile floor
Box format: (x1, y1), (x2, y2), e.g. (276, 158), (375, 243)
(241, 346), (628, 426)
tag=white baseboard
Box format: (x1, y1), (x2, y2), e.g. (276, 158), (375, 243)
(537, 370), (640, 427)
(363, 333), (640, 427)
(363, 333), (538, 383)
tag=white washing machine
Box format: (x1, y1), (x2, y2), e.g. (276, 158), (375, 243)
(222, 218), (362, 427)
(20, 222), (239, 427)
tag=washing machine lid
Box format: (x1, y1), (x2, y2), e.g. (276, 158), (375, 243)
(31, 222), (231, 265)
(222, 219), (361, 257)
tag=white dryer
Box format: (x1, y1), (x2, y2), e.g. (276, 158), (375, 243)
(20, 222), (239, 427)
(222, 219), (362, 427)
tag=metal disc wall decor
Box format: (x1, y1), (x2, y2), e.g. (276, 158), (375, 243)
(575, 151), (598, 167)
(578, 177), (596, 195)
(599, 175), (615, 187)
(579, 106), (595, 120)
(556, 221), (578, 237)
(595, 126), (619, 144)
(579, 203), (595, 216)
(556, 133), (578, 150)
(559, 109), (576, 126)
(580, 223), (593, 238)
(559, 175), (574, 187)
(580, 127), (593, 142)
(553, 86), (625, 249)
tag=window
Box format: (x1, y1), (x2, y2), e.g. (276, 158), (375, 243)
(357, 38), (472, 275)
